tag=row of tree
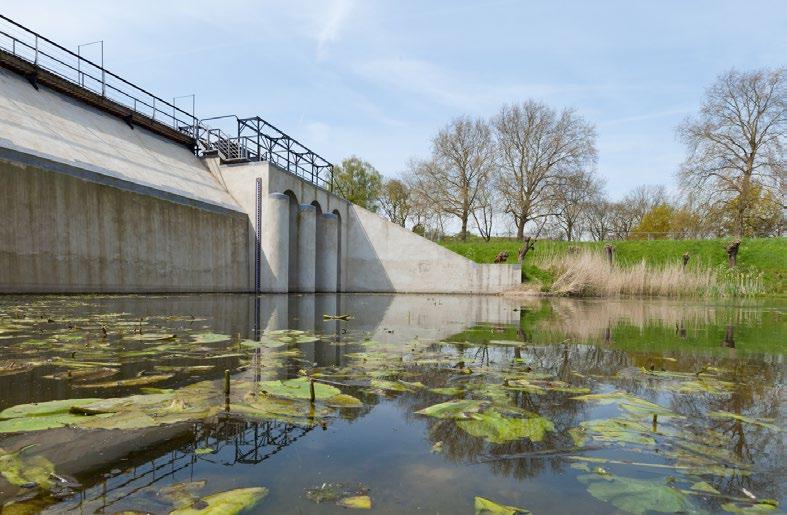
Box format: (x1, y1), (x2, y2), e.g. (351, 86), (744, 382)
(331, 67), (785, 241)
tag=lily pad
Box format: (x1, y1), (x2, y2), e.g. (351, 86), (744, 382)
(457, 411), (555, 444)
(170, 486), (268, 514)
(259, 377), (341, 400)
(0, 398), (101, 419)
(306, 483), (370, 507)
(0, 446), (55, 489)
(474, 496), (530, 514)
(337, 495), (372, 509)
(191, 333), (231, 344)
(74, 374), (174, 389)
(415, 400), (487, 419)
(578, 473), (694, 515)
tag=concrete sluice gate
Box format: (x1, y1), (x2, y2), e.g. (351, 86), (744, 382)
(0, 66), (520, 294)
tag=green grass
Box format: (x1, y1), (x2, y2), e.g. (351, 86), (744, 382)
(440, 236), (787, 294)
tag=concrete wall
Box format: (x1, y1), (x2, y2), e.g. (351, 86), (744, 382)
(0, 64), (518, 294)
(345, 203), (521, 293)
(221, 161), (520, 294)
(0, 158), (250, 292)
(0, 67), (252, 293)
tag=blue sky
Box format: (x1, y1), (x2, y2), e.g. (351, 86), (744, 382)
(4, 0), (786, 199)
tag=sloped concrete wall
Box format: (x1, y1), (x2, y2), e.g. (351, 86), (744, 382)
(345, 203), (520, 293)
(0, 67), (239, 210)
(0, 68), (251, 293)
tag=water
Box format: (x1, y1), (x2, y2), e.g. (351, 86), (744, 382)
(0, 294), (783, 514)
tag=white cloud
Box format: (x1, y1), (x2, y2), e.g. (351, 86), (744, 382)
(315, 0), (354, 59)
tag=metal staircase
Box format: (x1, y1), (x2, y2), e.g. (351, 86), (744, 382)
(194, 115), (334, 190)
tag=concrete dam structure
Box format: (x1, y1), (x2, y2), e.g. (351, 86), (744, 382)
(0, 17), (519, 294)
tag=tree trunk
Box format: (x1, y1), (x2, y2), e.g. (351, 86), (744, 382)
(516, 217), (525, 240)
(460, 213), (468, 241)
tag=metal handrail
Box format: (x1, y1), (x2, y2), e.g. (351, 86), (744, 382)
(197, 115), (334, 190)
(0, 15), (198, 137)
(0, 14), (335, 191)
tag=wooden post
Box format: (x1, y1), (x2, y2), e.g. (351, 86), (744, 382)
(604, 245), (614, 266)
(309, 378), (316, 403)
(726, 240), (741, 268)
(682, 252), (690, 270)
(224, 370), (230, 396)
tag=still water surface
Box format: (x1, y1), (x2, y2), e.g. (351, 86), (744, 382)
(0, 294), (783, 514)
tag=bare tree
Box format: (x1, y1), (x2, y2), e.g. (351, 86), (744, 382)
(378, 178), (411, 227)
(411, 117), (496, 240)
(553, 170), (603, 240)
(622, 184), (669, 226)
(472, 187), (496, 241)
(678, 67), (785, 237)
(492, 100), (597, 240)
(585, 199), (614, 241)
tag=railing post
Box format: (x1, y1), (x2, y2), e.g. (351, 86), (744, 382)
(34, 35), (38, 65)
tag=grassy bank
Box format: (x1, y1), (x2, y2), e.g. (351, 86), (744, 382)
(440, 237), (786, 296)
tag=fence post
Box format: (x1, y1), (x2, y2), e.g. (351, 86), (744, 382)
(34, 35), (38, 65)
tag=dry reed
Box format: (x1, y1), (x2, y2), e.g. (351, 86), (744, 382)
(537, 249), (763, 297)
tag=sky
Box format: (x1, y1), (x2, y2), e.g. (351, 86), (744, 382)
(3, 0), (786, 200)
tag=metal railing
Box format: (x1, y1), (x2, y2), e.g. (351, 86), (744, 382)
(0, 14), (335, 191)
(197, 115), (334, 190)
(0, 14), (198, 137)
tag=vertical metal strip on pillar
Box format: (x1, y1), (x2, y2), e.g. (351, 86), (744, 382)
(254, 177), (262, 294)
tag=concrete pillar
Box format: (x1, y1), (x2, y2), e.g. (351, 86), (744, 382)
(263, 192), (289, 293)
(316, 213), (339, 292)
(296, 204), (317, 292)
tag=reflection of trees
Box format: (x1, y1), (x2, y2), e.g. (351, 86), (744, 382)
(666, 358), (784, 504)
(387, 342), (648, 481)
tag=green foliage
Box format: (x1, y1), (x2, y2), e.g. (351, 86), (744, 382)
(331, 156), (383, 211)
(630, 203), (674, 239)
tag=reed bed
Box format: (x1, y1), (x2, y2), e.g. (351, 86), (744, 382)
(538, 249), (764, 297)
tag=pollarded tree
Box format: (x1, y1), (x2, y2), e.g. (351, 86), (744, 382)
(411, 116), (496, 240)
(678, 68), (785, 237)
(332, 156), (383, 212)
(492, 100), (597, 240)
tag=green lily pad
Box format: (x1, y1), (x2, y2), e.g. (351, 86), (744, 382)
(578, 473), (694, 515)
(170, 486), (268, 514)
(306, 483), (370, 508)
(259, 377), (340, 400)
(474, 496), (530, 514)
(326, 394), (363, 408)
(191, 333), (231, 344)
(415, 400), (487, 419)
(457, 411), (555, 444)
(721, 500), (779, 513)
(0, 398), (102, 420)
(0, 446), (55, 489)
(0, 412), (108, 433)
(689, 481), (719, 494)
(74, 374), (174, 389)
(708, 411), (780, 431)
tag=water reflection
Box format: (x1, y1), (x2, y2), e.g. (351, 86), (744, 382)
(0, 294), (782, 513)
